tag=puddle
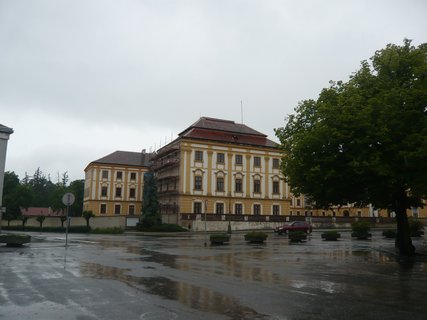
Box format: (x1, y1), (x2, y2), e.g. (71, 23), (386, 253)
(80, 262), (269, 319)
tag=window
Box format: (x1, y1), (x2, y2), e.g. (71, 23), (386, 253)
(130, 172), (136, 180)
(114, 204), (121, 215)
(101, 186), (108, 197)
(216, 203), (224, 214)
(116, 171), (123, 180)
(296, 198), (301, 206)
(254, 179), (261, 193)
(195, 150), (203, 161)
(254, 156), (261, 167)
(235, 178), (242, 192)
(253, 204), (261, 215)
(216, 177), (224, 192)
(235, 154), (243, 165)
(273, 181), (280, 194)
(272, 158), (280, 169)
(129, 187), (136, 198)
(129, 205), (135, 215)
(273, 205), (280, 216)
(194, 202), (202, 214)
(100, 204), (106, 214)
(115, 187), (122, 197)
(102, 170), (108, 179)
(217, 153), (225, 163)
(235, 203), (242, 215)
(194, 176), (202, 190)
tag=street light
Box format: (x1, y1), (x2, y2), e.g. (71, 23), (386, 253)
(204, 199), (208, 246)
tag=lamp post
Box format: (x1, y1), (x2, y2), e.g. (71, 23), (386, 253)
(0, 124), (13, 234)
(204, 199), (208, 246)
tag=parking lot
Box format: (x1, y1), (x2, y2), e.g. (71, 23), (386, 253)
(1, 230), (426, 319)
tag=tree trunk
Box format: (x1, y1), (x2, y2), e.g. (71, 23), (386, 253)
(393, 190), (415, 256)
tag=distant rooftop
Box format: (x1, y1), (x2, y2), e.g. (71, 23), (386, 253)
(179, 117), (266, 137)
(90, 151), (153, 167)
(177, 117), (277, 148)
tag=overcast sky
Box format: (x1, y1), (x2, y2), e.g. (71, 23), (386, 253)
(1, 0), (426, 182)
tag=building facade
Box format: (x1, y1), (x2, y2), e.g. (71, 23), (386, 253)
(83, 118), (426, 227)
(154, 117), (291, 227)
(83, 151), (152, 216)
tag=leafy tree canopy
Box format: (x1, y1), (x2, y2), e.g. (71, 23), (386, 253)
(275, 39), (427, 255)
(2, 169), (84, 219)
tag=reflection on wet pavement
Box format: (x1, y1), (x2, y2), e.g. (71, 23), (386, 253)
(80, 262), (268, 319)
(2, 231), (427, 319)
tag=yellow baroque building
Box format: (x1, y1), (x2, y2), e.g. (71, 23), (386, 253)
(83, 151), (152, 216)
(154, 117), (291, 228)
(83, 117), (426, 227)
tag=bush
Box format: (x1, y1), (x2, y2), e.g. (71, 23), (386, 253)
(288, 230), (307, 242)
(244, 231), (268, 243)
(351, 220), (371, 239)
(92, 227), (124, 234)
(1, 225), (91, 233)
(140, 215), (162, 229)
(409, 219), (424, 237)
(321, 231), (341, 241)
(137, 223), (187, 232)
(351, 220), (371, 233)
(210, 233), (230, 245)
(0, 233), (31, 246)
(382, 229), (397, 238)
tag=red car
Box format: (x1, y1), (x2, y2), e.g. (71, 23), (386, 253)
(275, 221), (313, 235)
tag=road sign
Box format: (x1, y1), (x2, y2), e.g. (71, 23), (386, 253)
(62, 193), (75, 206)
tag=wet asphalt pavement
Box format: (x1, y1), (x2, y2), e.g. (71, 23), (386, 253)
(0, 230), (426, 320)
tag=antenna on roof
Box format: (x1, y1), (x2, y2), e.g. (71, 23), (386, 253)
(240, 100), (244, 124)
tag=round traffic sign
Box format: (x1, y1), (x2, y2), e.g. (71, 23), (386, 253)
(62, 192), (75, 206)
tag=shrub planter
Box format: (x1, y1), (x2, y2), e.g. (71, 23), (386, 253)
(321, 231), (341, 241)
(351, 220), (372, 240)
(210, 233), (231, 245)
(0, 234), (31, 246)
(382, 229), (397, 239)
(244, 231), (268, 244)
(288, 231), (307, 242)
(351, 231), (372, 240)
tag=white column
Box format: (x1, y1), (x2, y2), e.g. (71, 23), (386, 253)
(0, 125), (14, 231)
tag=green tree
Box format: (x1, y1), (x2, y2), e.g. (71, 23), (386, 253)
(141, 172), (161, 228)
(49, 184), (67, 214)
(59, 215), (67, 228)
(20, 216), (28, 228)
(68, 179), (84, 216)
(275, 39), (427, 256)
(2, 171), (21, 218)
(3, 171), (33, 218)
(82, 210), (95, 228)
(36, 215), (46, 229)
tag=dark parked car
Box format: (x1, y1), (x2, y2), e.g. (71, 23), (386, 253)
(275, 221), (313, 235)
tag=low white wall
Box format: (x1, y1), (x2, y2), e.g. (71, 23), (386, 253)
(1, 216), (127, 229)
(188, 220), (281, 232)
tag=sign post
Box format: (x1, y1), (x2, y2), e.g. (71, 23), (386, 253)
(62, 192), (75, 248)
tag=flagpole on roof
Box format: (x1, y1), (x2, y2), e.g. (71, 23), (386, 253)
(240, 100), (244, 124)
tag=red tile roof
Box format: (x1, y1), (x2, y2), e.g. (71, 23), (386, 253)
(178, 117), (278, 148)
(21, 207), (64, 216)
